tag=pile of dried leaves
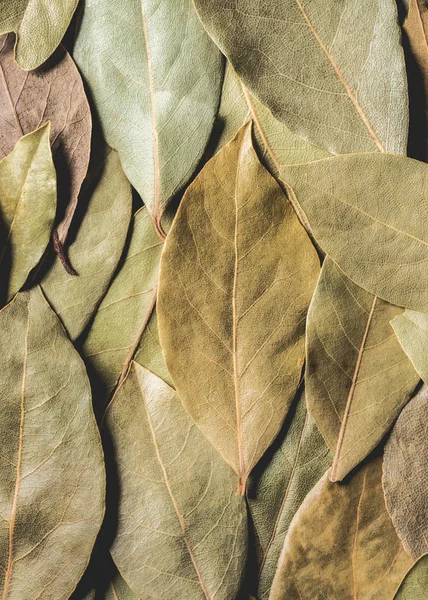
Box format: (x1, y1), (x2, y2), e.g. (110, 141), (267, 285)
(1, 0), (428, 598)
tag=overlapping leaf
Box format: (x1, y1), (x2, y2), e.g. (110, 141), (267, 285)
(307, 258), (419, 481)
(395, 555), (428, 599)
(40, 147), (132, 341)
(269, 456), (414, 600)
(247, 388), (332, 599)
(0, 0), (78, 70)
(194, 0), (408, 156)
(0, 34), (91, 250)
(383, 384), (428, 559)
(134, 309), (173, 388)
(0, 287), (105, 599)
(105, 363), (247, 599)
(0, 123), (56, 302)
(74, 0), (223, 232)
(157, 122), (320, 493)
(391, 310), (428, 383)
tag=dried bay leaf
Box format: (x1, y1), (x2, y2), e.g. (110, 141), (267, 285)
(134, 309), (173, 388)
(194, 0), (408, 156)
(73, 0), (223, 233)
(383, 384), (428, 559)
(0, 34), (91, 249)
(395, 555), (428, 599)
(269, 457), (414, 600)
(105, 363), (247, 599)
(83, 206), (163, 414)
(247, 388), (332, 599)
(0, 123), (56, 302)
(0, 286), (105, 599)
(0, 0), (78, 70)
(307, 258), (419, 482)
(391, 310), (428, 383)
(40, 147), (132, 341)
(157, 123), (320, 493)
(281, 153), (428, 312)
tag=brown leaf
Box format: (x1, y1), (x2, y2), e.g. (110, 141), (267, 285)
(0, 33), (91, 251)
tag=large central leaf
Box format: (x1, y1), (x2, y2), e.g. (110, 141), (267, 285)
(157, 123), (319, 493)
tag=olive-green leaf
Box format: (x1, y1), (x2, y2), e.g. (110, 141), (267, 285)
(383, 384), (428, 559)
(0, 286), (105, 599)
(307, 258), (419, 482)
(269, 456), (414, 600)
(83, 206), (163, 414)
(73, 0), (223, 231)
(134, 309), (173, 388)
(105, 362), (247, 599)
(39, 147), (132, 341)
(0, 123), (56, 303)
(395, 555), (428, 599)
(391, 310), (428, 383)
(281, 153), (428, 312)
(0, 0), (78, 70)
(157, 122), (320, 493)
(194, 0), (408, 156)
(247, 388), (332, 599)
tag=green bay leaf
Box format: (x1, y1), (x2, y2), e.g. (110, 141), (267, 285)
(105, 363), (247, 599)
(157, 122), (320, 493)
(74, 0), (223, 231)
(0, 123), (56, 302)
(395, 555), (428, 599)
(0, 287), (105, 600)
(391, 310), (428, 383)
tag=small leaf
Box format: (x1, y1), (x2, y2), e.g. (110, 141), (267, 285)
(0, 286), (105, 599)
(247, 388), (332, 599)
(105, 363), (247, 599)
(40, 147), (132, 341)
(0, 0), (78, 70)
(83, 206), (163, 414)
(194, 0), (408, 155)
(395, 555), (428, 599)
(0, 123), (56, 302)
(391, 310), (428, 383)
(383, 384), (428, 559)
(307, 258), (419, 481)
(0, 34), (91, 246)
(157, 122), (320, 492)
(74, 0), (223, 230)
(269, 456), (414, 600)
(281, 153), (428, 312)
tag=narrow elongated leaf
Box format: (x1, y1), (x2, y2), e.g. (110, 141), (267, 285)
(39, 147), (132, 341)
(0, 123), (56, 302)
(83, 206), (163, 414)
(391, 310), (428, 383)
(74, 0), (223, 231)
(105, 363), (247, 599)
(0, 286), (105, 599)
(0, 34), (91, 246)
(307, 258), (418, 481)
(0, 0), (78, 70)
(383, 384), (428, 559)
(269, 457), (414, 600)
(247, 389), (332, 599)
(395, 555), (428, 599)
(157, 122), (320, 492)
(282, 153), (428, 312)
(194, 0), (408, 156)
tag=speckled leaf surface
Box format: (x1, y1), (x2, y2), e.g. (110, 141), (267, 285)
(383, 384), (428, 559)
(40, 147), (132, 341)
(0, 0), (78, 70)
(0, 287), (105, 600)
(194, 0), (408, 156)
(395, 555), (428, 599)
(73, 0), (223, 231)
(0, 123), (56, 302)
(105, 363), (247, 600)
(391, 310), (428, 383)
(307, 258), (419, 482)
(269, 457), (414, 600)
(157, 123), (320, 492)
(247, 389), (332, 599)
